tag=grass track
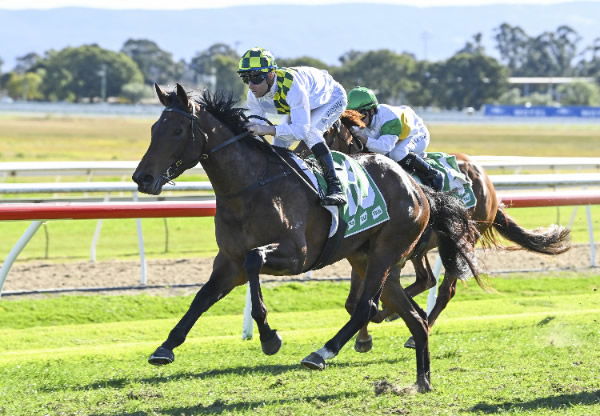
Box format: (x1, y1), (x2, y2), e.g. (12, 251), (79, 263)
(1, 274), (599, 415)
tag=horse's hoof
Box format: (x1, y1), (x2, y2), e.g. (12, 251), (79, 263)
(354, 335), (373, 353)
(148, 346), (174, 366)
(301, 352), (326, 370)
(261, 331), (282, 355)
(404, 336), (416, 349)
(416, 380), (432, 393)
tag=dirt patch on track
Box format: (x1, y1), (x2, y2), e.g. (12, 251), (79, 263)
(2, 244), (597, 297)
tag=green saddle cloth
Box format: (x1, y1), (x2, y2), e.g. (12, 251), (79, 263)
(424, 152), (477, 209)
(313, 151), (390, 237)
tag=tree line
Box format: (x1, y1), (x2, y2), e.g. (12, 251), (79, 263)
(1, 23), (599, 109)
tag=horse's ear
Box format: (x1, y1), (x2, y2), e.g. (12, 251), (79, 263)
(155, 83), (170, 107)
(175, 83), (190, 111)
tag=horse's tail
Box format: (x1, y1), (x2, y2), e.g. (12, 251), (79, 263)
(423, 187), (482, 286)
(492, 205), (571, 254)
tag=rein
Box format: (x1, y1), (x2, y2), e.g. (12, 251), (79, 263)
(162, 106), (320, 200)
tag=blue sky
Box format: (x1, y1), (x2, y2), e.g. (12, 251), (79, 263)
(1, 0), (599, 9)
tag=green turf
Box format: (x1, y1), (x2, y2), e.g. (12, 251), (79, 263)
(0, 272), (599, 415)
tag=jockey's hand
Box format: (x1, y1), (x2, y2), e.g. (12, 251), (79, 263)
(352, 126), (368, 145)
(246, 123), (276, 136)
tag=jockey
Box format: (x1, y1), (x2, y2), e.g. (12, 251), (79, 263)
(238, 47), (347, 206)
(346, 86), (444, 191)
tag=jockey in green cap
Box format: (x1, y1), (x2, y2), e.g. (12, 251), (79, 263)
(347, 86), (443, 191)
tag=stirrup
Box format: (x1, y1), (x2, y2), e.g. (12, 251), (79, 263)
(321, 192), (346, 206)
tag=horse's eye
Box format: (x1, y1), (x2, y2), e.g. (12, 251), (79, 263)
(174, 128), (183, 135)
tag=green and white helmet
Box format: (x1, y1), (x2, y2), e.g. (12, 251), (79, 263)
(238, 47), (277, 73)
(347, 87), (379, 111)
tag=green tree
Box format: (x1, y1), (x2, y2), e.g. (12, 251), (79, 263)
(575, 37), (600, 79)
(495, 24), (581, 76)
(432, 53), (508, 109)
(189, 43), (243, 99)
(42, 45), (144, 101)
(557, 81), (600, 105)
(120, 82), (154, 103)
(212, 54), (246, 102)
(6, 72), (44, 100)
(332, 49), (419, 105)
(494, 23), (530, 74)
(456, 33), (486, 55)
(14, 52), (42, 74)
(120, 38), (183, 85)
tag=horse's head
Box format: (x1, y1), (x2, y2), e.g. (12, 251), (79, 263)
(132, 83), (206, 195)
(323, 109), (367, 155)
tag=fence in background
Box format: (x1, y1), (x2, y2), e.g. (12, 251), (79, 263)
(1, 190), (599, 298)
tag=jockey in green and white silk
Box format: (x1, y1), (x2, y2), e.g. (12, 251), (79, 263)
(347, 86), (443, 191)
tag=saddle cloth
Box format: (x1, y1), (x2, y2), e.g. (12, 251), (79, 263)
(424, 152), (477, 209)
(289, 151), (390, 238)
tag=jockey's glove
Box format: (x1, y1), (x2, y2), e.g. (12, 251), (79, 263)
(246, 123), (276, 136)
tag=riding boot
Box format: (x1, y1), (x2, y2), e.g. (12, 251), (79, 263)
(399, 153), (444, 191)
(311, 142), (347, 206)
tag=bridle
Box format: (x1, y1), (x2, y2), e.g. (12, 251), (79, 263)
(161, 105), (250, 180)
(327, 119), (365, 154)
(160, 105), (321, 200)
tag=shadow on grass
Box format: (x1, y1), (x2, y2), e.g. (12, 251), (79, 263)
(41, 356), (407, 393)
(470, 390), (600, 413)
(88, 391), (361, 416)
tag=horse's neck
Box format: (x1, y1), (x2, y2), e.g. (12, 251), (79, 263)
(197, 111), (267, 197)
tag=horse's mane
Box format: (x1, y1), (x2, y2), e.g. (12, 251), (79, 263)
(196, 90), (248, 135)
(341, 109), (367, 129)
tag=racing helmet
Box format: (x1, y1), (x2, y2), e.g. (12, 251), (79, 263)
(238, 47), (277, 73)
(347, 87), (379, 111)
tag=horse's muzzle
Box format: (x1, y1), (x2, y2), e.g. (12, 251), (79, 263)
(132, 172), (162, 195)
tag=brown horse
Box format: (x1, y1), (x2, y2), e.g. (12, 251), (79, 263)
(132, 84), (481, 392)
(322, 109), (571, 352)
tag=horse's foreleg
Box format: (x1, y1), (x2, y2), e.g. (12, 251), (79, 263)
(244, 247), (281, 355)
(149, 255), (241, 366)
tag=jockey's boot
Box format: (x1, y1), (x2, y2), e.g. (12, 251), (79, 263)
(311, 143), (347, 206)
(399, 153), (444, 191)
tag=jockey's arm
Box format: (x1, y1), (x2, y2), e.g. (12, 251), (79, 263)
(365, 133), (398, 156)
(245, 91), (277, 136)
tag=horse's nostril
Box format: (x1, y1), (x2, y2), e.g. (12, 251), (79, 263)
(141, 174), (154, 186)
(132, 173), (154, 187)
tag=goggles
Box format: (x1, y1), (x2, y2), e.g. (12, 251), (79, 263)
(240, 72), (268, 85)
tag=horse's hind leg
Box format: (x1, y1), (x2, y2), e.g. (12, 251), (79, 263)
(378, 275), (431, 392)
(302, 250), (407, 369)
(149, 252), (243, 365)
(426, 274), (458, 331)
(345, 267), (376, 353)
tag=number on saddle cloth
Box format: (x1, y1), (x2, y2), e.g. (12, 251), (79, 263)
(290, 151), (391, 237)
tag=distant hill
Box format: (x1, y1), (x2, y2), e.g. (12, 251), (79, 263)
(1, 2), (599, 71)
